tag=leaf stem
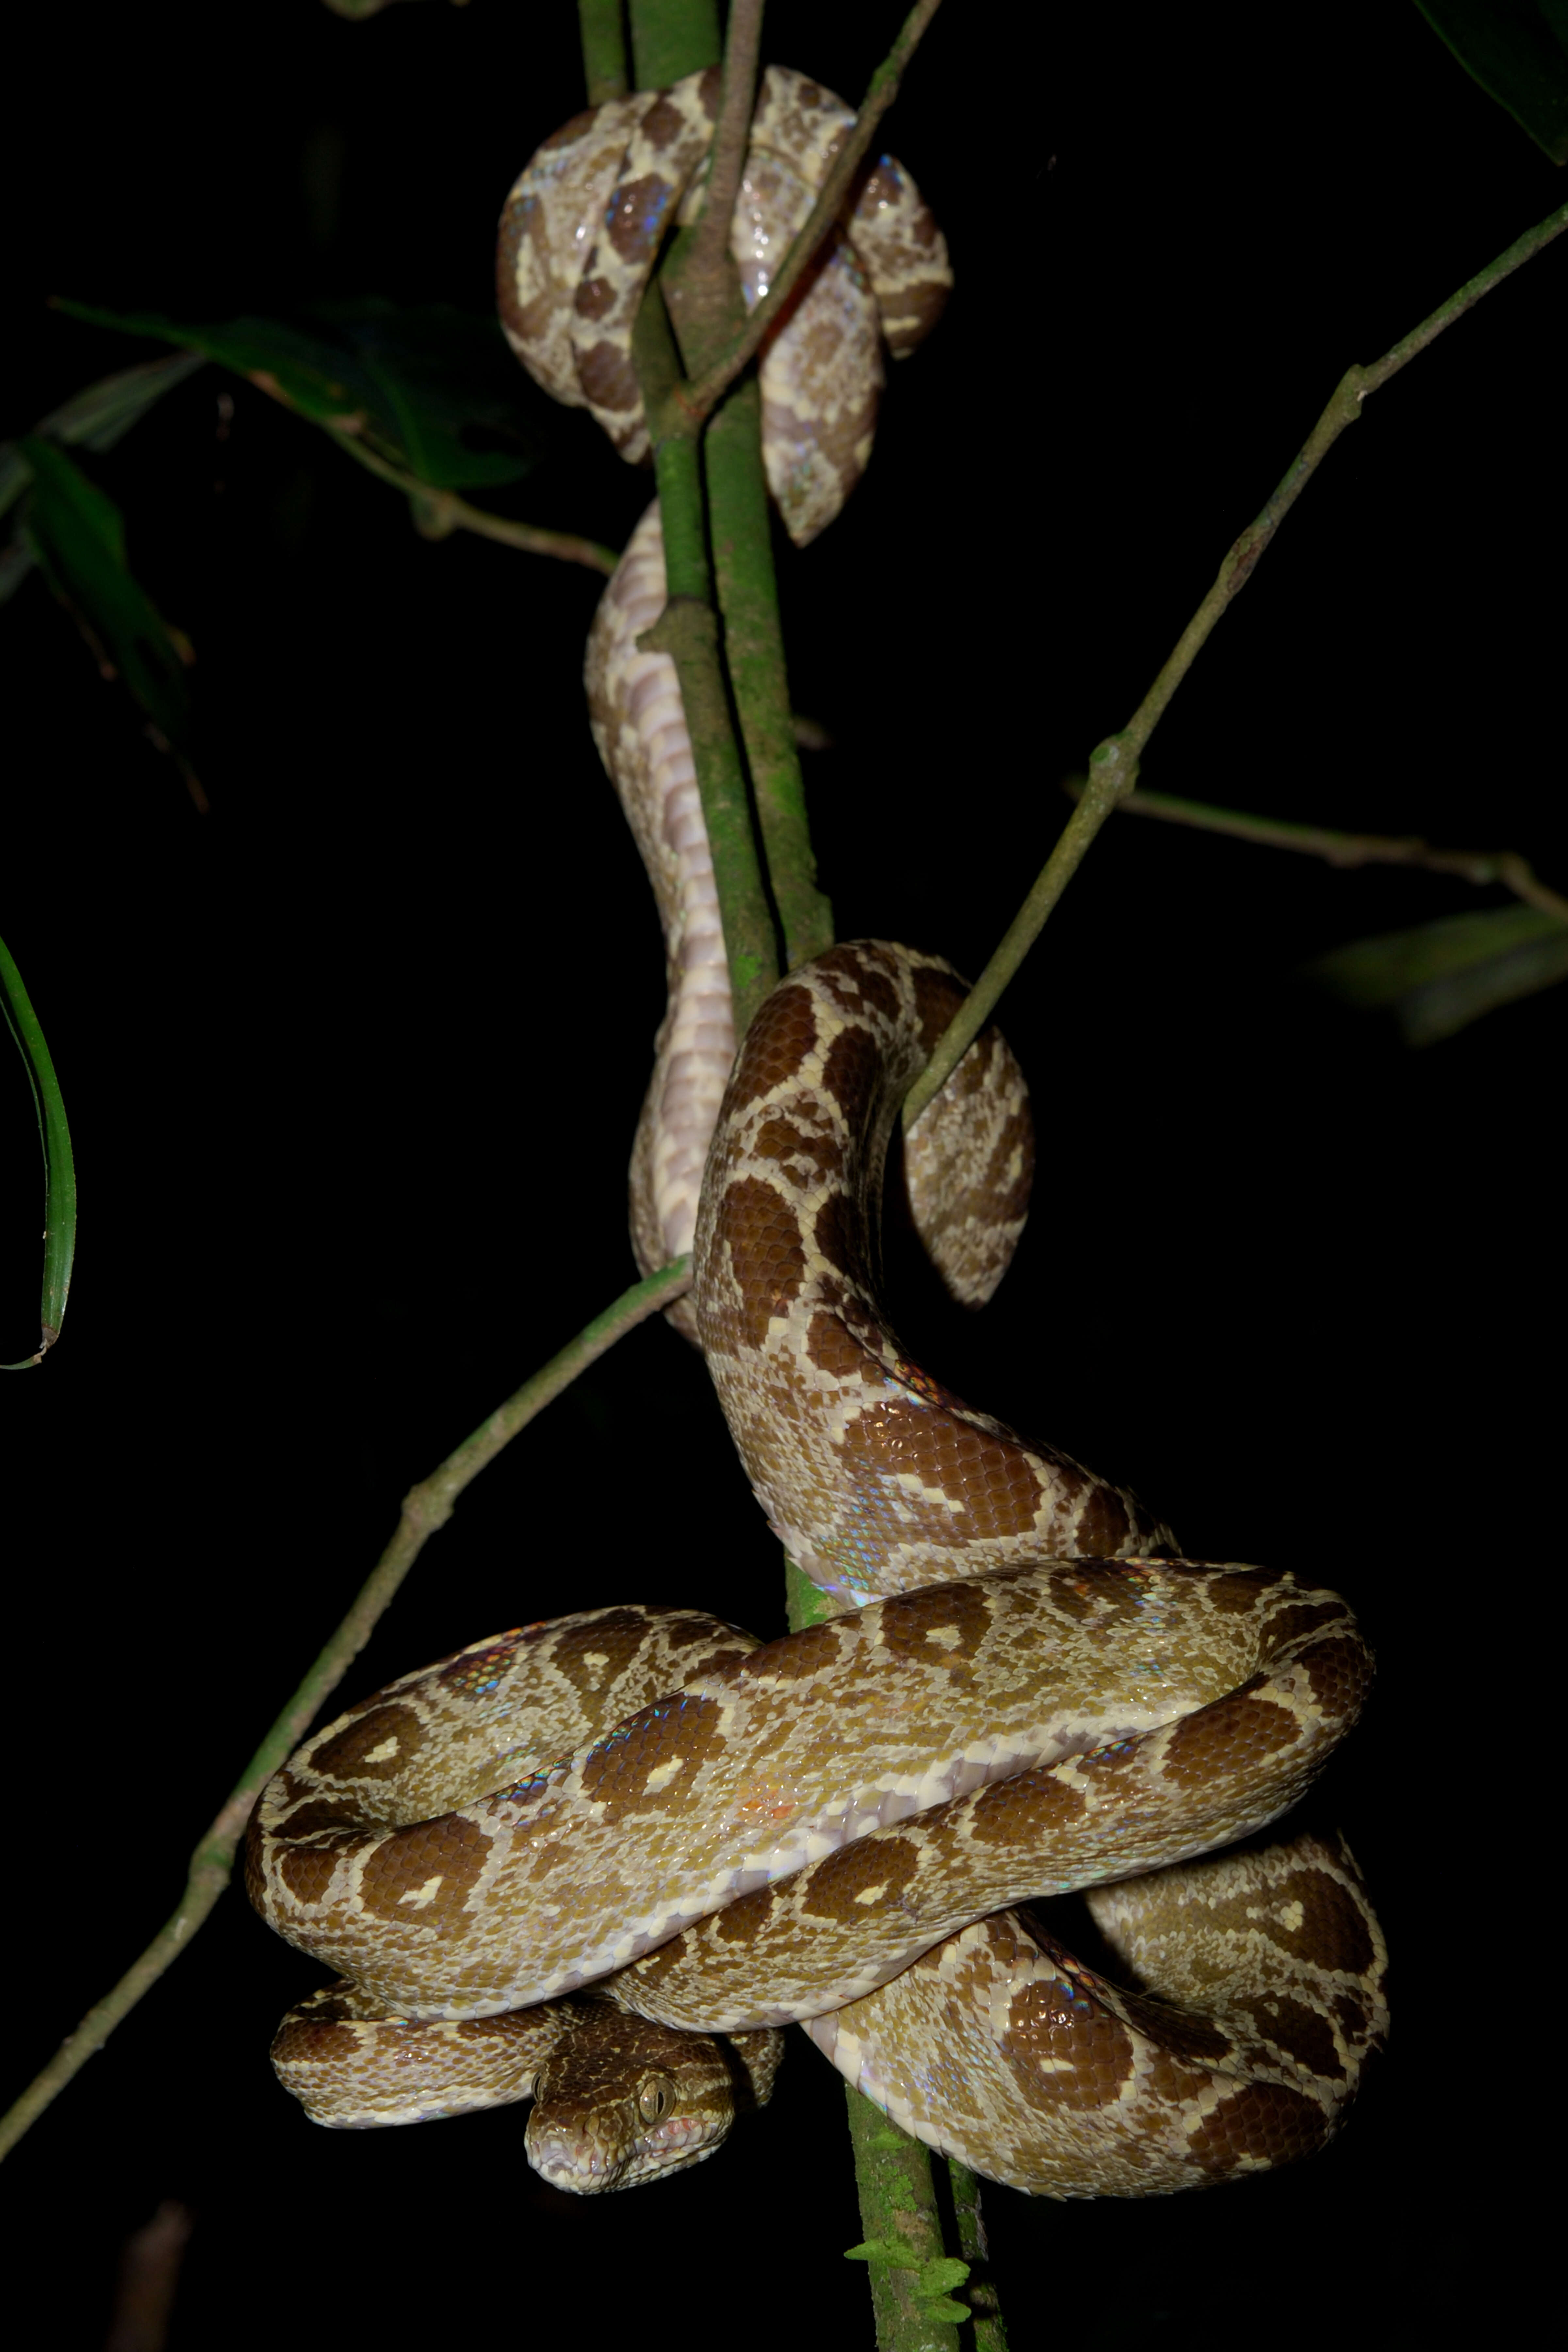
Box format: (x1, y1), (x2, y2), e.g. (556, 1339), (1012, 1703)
(0, 1255), (691, 2164)
(1070, 778), (1568, 921)
(325, 429), (619, 574)
(904, 195), (1568, 1131)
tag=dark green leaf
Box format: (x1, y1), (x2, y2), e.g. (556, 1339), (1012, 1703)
(1, 352), (207, 599)
(1307, 902), (1568, 1044)
(54, 298), (550, 490)
(1414, 1), (1568, 165)
(0, 934), (77, 1365)
(18, 436), (192, 753)
(0, 442), (33, 527)
(0, 538), (35, 604)
(36, 349), (209, 457)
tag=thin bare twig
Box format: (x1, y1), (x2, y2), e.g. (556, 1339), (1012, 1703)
(1071, 779), (1568, 922)
(682, 0), (946, 425)
(903, 196), (1568, 1130)
(682, 0), (764, 294)
(327, 429), (619, 574)
(0, 1256), (691, 2165)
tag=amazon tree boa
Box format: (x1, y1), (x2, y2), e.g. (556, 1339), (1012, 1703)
(248, 64), (1388, 2198)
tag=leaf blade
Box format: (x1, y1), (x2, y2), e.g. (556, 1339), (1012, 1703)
(17, 436), (193, 755)
(52, 299), (549, 490)
(1307, 903), (1568, 1044)
(0, 935), (77, 1365)
(1415, 0), (1568, 166)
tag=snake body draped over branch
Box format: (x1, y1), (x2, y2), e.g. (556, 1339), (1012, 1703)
(247, 62), (1388, 2199)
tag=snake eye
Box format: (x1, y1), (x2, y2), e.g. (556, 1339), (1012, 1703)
(637, 2074), (675, 2125)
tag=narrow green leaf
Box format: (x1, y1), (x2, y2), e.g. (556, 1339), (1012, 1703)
(2, 353), (206, 530)
(1307, 903), (1568, 1044)
(18, 437), (192, 753)
(0, 935), (77, 1365)
(0, 537), (36, 605)
(36, 350), (208, 456)
(1, 352), (206, 601)
(53, 298), (550, 491)
(0, 443), (33, 527)
(1415, 1), (1568, 165)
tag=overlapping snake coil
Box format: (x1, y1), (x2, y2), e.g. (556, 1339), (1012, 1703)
(248, 65), (1388, 2199)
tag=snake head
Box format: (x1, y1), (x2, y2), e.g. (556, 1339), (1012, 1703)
(524, 2003), (749, 2192)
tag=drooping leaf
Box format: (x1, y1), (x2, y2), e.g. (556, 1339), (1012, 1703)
(0, 934), (77, 1366)
(0, 351), (208, 598)
(1307, 902), (1568, 1044)
(34, 349), (210, 459)
(1414, 1), (1568, 165)
(53, 298), (550, 490)
(17, 436), (193, 755)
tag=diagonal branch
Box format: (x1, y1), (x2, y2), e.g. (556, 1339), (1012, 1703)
(326, 429), (619, 574)
(681, 0), (764, 297)
(902, 195), (1568, 1131)
(0, 1255), (691, 2165)
(682, 0), (946, 426)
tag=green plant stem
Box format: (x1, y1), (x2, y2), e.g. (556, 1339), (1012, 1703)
(629, 0), (720, 89)
(632, 157), (781, 1035)
(947, 2164), (1009, 2352)
(903, 193), (1568, 1133)
(326, 429), (618, 574)
(705, 378), (835, 967)
(0, 1255), (691, 2166)
(902, 747), (1136, 1132)
(577, 0), (629, 104)
(844, 2090), (965, 2351)
(1070, 777), (1568, 921)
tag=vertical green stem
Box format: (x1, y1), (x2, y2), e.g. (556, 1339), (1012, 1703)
(844, 2088), (964, 2352)
(948, 2164), (1010, 2352)
(705, 379), (835, 966)
(577, 0), (629, 103)
(636, 276), (779, 1035)
(628, 0), (720, 87)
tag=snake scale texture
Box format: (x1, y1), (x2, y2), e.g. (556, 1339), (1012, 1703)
(248, 65), (1388, 2199)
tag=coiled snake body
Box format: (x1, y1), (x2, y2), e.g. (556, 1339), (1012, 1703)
(249, 66), (1388, 2198)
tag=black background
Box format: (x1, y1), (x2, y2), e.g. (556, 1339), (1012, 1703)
(2, 4), (1560, 2345)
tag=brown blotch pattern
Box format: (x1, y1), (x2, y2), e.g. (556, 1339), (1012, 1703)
(718, 1176), (807, 1348)
(357, 1815), (493, 1929)
(1160, 1689), (1301, 1790)
(725, 983), (817, 1116)
(278, 1844), (342, 1909)
(754, 1116), (841, 1187)
(575, 1692), (728, 1820)
(311, 1703), (426, 1784)
(874, 1579), (994, 1668)
(1001, 1974), (1137, 2110)
(797, 1831), (923, 1925)
(548, 1609), (666, 1699)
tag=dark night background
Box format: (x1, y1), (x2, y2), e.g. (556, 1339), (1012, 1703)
(2, 5), (1560, 2344)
